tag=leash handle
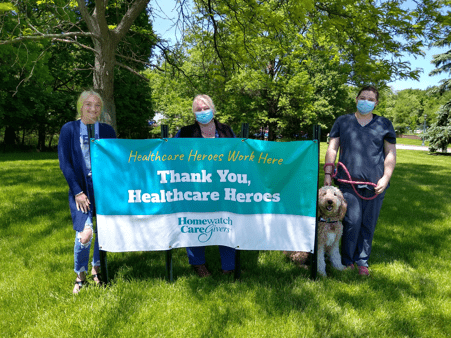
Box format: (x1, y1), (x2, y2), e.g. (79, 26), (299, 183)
(324, 162), (378, 200)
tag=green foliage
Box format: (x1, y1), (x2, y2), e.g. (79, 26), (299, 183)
(380, 87), (451, 135)
(426, 101), (451, 152)
(424, 6), (451, 152)
(0, 0), (156, 135)
(0, 21), (92, 149)
(428, 0), (451, 94)
(151, 1), (362, 139)
(0, 32), (54, 147)
(145, 68), (195, 136)
(1, 0), (450, 145)
(115, 68), (153, 139)
(382, 89), (424, 134)
(1, 0), (78, 40)
(0, 0), (156, 146)
(148, 0), (440, 140)
(0, 3), (17, 12)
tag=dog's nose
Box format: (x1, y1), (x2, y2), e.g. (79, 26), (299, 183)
(327, 200), (333, 204)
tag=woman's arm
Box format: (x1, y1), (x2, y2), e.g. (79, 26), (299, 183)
(324, 137), (339, 186)
(58, 123), (83, 195)
(375, 141), (396, 194)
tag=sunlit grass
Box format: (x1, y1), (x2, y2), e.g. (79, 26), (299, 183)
(396, 136), (427, 146)
(1, 149), (451, 337)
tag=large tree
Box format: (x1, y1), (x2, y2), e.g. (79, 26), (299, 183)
(150, 0), (438, 140)
(1, 0), (447, 140)
(425, 0), (451, 152)
(0, 31), (56, 148)
(426, 101), (451, 152)
(0, 0), (154, 131)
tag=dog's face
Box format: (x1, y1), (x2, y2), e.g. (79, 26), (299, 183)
(318, 186), (347, 220)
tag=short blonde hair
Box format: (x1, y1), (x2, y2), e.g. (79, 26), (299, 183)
(192, 94), (216, 114)
(75, 90), (104, 120)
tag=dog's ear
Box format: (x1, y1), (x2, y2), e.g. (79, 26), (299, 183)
(317, 188), (325, 217)
(338, 192), (347, 220)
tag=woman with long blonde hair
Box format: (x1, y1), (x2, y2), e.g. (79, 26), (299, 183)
(58, 90), (116, 293)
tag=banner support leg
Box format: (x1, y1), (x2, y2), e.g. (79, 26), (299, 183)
(234, 250), (241, 281)
(311, 125), (321, 280)
(89, 126), (109, 285)
(99, 248), (109, 284)
(166, 250), (173, 282)
(234, 123), (249, 281)
(96, 214), (108, 284)
(161, 125), (174, 282)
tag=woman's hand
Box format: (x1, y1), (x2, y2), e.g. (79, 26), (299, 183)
(75, 193), (90, 213)
(375, 176), (389, 195)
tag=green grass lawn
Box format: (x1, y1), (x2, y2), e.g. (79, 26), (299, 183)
(1, 147), (450, 337)
(396, 137), (427, 147)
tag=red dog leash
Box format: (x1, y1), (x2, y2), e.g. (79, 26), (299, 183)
(324, 162), (378, 200)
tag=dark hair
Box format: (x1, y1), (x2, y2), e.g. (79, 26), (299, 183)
(357, 86), (379, 101)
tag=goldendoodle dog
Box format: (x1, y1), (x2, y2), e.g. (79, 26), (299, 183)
(285, 186), (347, 276)
(316, 185), (347, 276)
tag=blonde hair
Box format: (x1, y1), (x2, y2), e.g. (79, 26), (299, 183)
(192, 94), (216, 113)
(75, 90), (104, 120)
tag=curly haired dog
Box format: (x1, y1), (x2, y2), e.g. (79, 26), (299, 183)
(285, 186), (347, 276)
(316, 185), (347, 276)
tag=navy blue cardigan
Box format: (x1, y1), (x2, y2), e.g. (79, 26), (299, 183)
(58, 120), (116, 231)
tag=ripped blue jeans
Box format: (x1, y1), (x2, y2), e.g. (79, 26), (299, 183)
(74, 216), (100, 274)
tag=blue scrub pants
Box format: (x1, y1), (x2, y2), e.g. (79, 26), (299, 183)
(340, 185), (386, 268)
(186, 246), (236, 271)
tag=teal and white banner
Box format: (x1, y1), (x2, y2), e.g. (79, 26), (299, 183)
(91, 138), (318, 252)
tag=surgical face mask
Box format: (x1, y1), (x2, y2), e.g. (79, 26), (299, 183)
(357, 100), (376, 115)
(195, 109), (214, 124)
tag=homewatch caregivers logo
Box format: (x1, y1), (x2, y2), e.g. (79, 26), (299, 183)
(179, 216), (233, 243)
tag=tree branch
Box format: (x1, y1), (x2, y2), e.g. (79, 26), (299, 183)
(115, 60), (149, 81)
(76, 0), (98, 36)
(94, 0), (110, 38)
(154, 42), (199, 91)
(51, 38), (98, 54)
(0, 32), (95, 45)
(13, 46), (51, 96)
(114, 0), (150, 42)
(26, 20), (43, 35)
(115, 52), (164, 71)
(206, 0), (227, 76)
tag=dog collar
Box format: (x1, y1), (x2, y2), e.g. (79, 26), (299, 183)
(319, 217), (339, 223)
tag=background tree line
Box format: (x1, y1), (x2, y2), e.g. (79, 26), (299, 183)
(1, 0), (450, 150)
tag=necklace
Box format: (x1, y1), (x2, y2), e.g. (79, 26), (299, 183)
(200, 122), (216, 138)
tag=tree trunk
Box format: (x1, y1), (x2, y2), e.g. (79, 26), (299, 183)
(93, 39), (117, 132)
(267, 100), (278, 141)
(38, 125), (46, 151)
(4, 126), (17, 146)
(266, 60), (278, 142)
(48, 134), (54, 149)
(77, 0), (150, 135)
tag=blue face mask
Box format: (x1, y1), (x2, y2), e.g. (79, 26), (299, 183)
(195, 109), (214, 124)
(357, 100), (376, 115)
